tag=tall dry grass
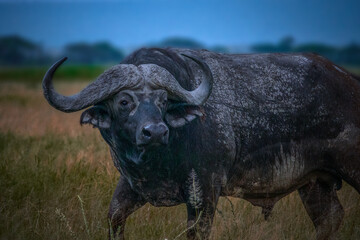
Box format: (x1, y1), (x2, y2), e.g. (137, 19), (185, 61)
(0, 81), (359, 240)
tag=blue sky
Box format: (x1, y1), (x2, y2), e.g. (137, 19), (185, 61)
(0, 0), (359, 48)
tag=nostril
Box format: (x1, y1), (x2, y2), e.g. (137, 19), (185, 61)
(142, 128), (151, 138)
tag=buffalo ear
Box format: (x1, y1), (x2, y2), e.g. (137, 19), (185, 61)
(80, 106), (111, 129)
(165, 105), (205, 128)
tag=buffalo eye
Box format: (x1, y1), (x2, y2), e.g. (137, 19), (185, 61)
(120, 100), (128, 106)
(158, 94), (168, 108)
(162, 99), (167, 107)
(157, 99), (167, 109)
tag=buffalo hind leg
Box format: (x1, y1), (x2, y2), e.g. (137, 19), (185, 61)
(337, 149), (360, 194)
(298, 180), (344, 240)
(332, 124), (360, 193)
(108, 176), (145, 240)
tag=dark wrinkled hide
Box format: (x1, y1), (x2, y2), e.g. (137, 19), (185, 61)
(43, 48), (360, 240)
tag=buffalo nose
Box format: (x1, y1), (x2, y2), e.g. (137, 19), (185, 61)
(141, 123), (169, 145)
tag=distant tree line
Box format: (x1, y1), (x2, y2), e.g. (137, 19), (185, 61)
(64, 42), (124, 64)
(1, 35), (360, 66)
(0, 35), (125, 66)
(0, 36), (49, 65)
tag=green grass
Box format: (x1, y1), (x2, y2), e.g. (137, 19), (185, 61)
(0, 65), (108, 86)
(0, 132), (115, 240)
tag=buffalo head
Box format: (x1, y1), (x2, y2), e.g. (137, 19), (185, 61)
(42, 55), (213, 152)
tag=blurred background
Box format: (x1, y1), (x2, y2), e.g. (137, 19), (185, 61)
(1, 1), (360, 240)
(1, 0), (360, 79)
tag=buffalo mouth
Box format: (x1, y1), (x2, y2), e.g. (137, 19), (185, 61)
(137, 142), (167, 150)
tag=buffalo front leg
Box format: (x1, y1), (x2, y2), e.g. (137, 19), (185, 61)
(298, 180), (344, 240)
(186, 187), (221, 240)
(108, 176), (145, 240)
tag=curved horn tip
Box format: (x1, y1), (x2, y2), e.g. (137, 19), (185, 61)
(43, 57), (68, 77)
(42, 57), (70, 111)
(180, 53), (213, 105)
(51, 56), (68, 67)
(43, 57), (68, 82)
(180, 53), (212, 74)
(54, 56), (68, 66)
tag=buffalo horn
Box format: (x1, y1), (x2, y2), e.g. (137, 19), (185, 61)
(154, 54), (213, 105)
(42, 57), (140, 112)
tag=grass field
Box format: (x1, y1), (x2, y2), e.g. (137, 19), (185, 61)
(1, 69), (360, 239)
(0, 65), (108, 86)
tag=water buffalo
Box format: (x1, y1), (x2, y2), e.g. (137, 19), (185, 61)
(43, 48), (360, 240)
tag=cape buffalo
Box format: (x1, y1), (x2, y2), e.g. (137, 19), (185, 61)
(43, 48), (360, 240)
